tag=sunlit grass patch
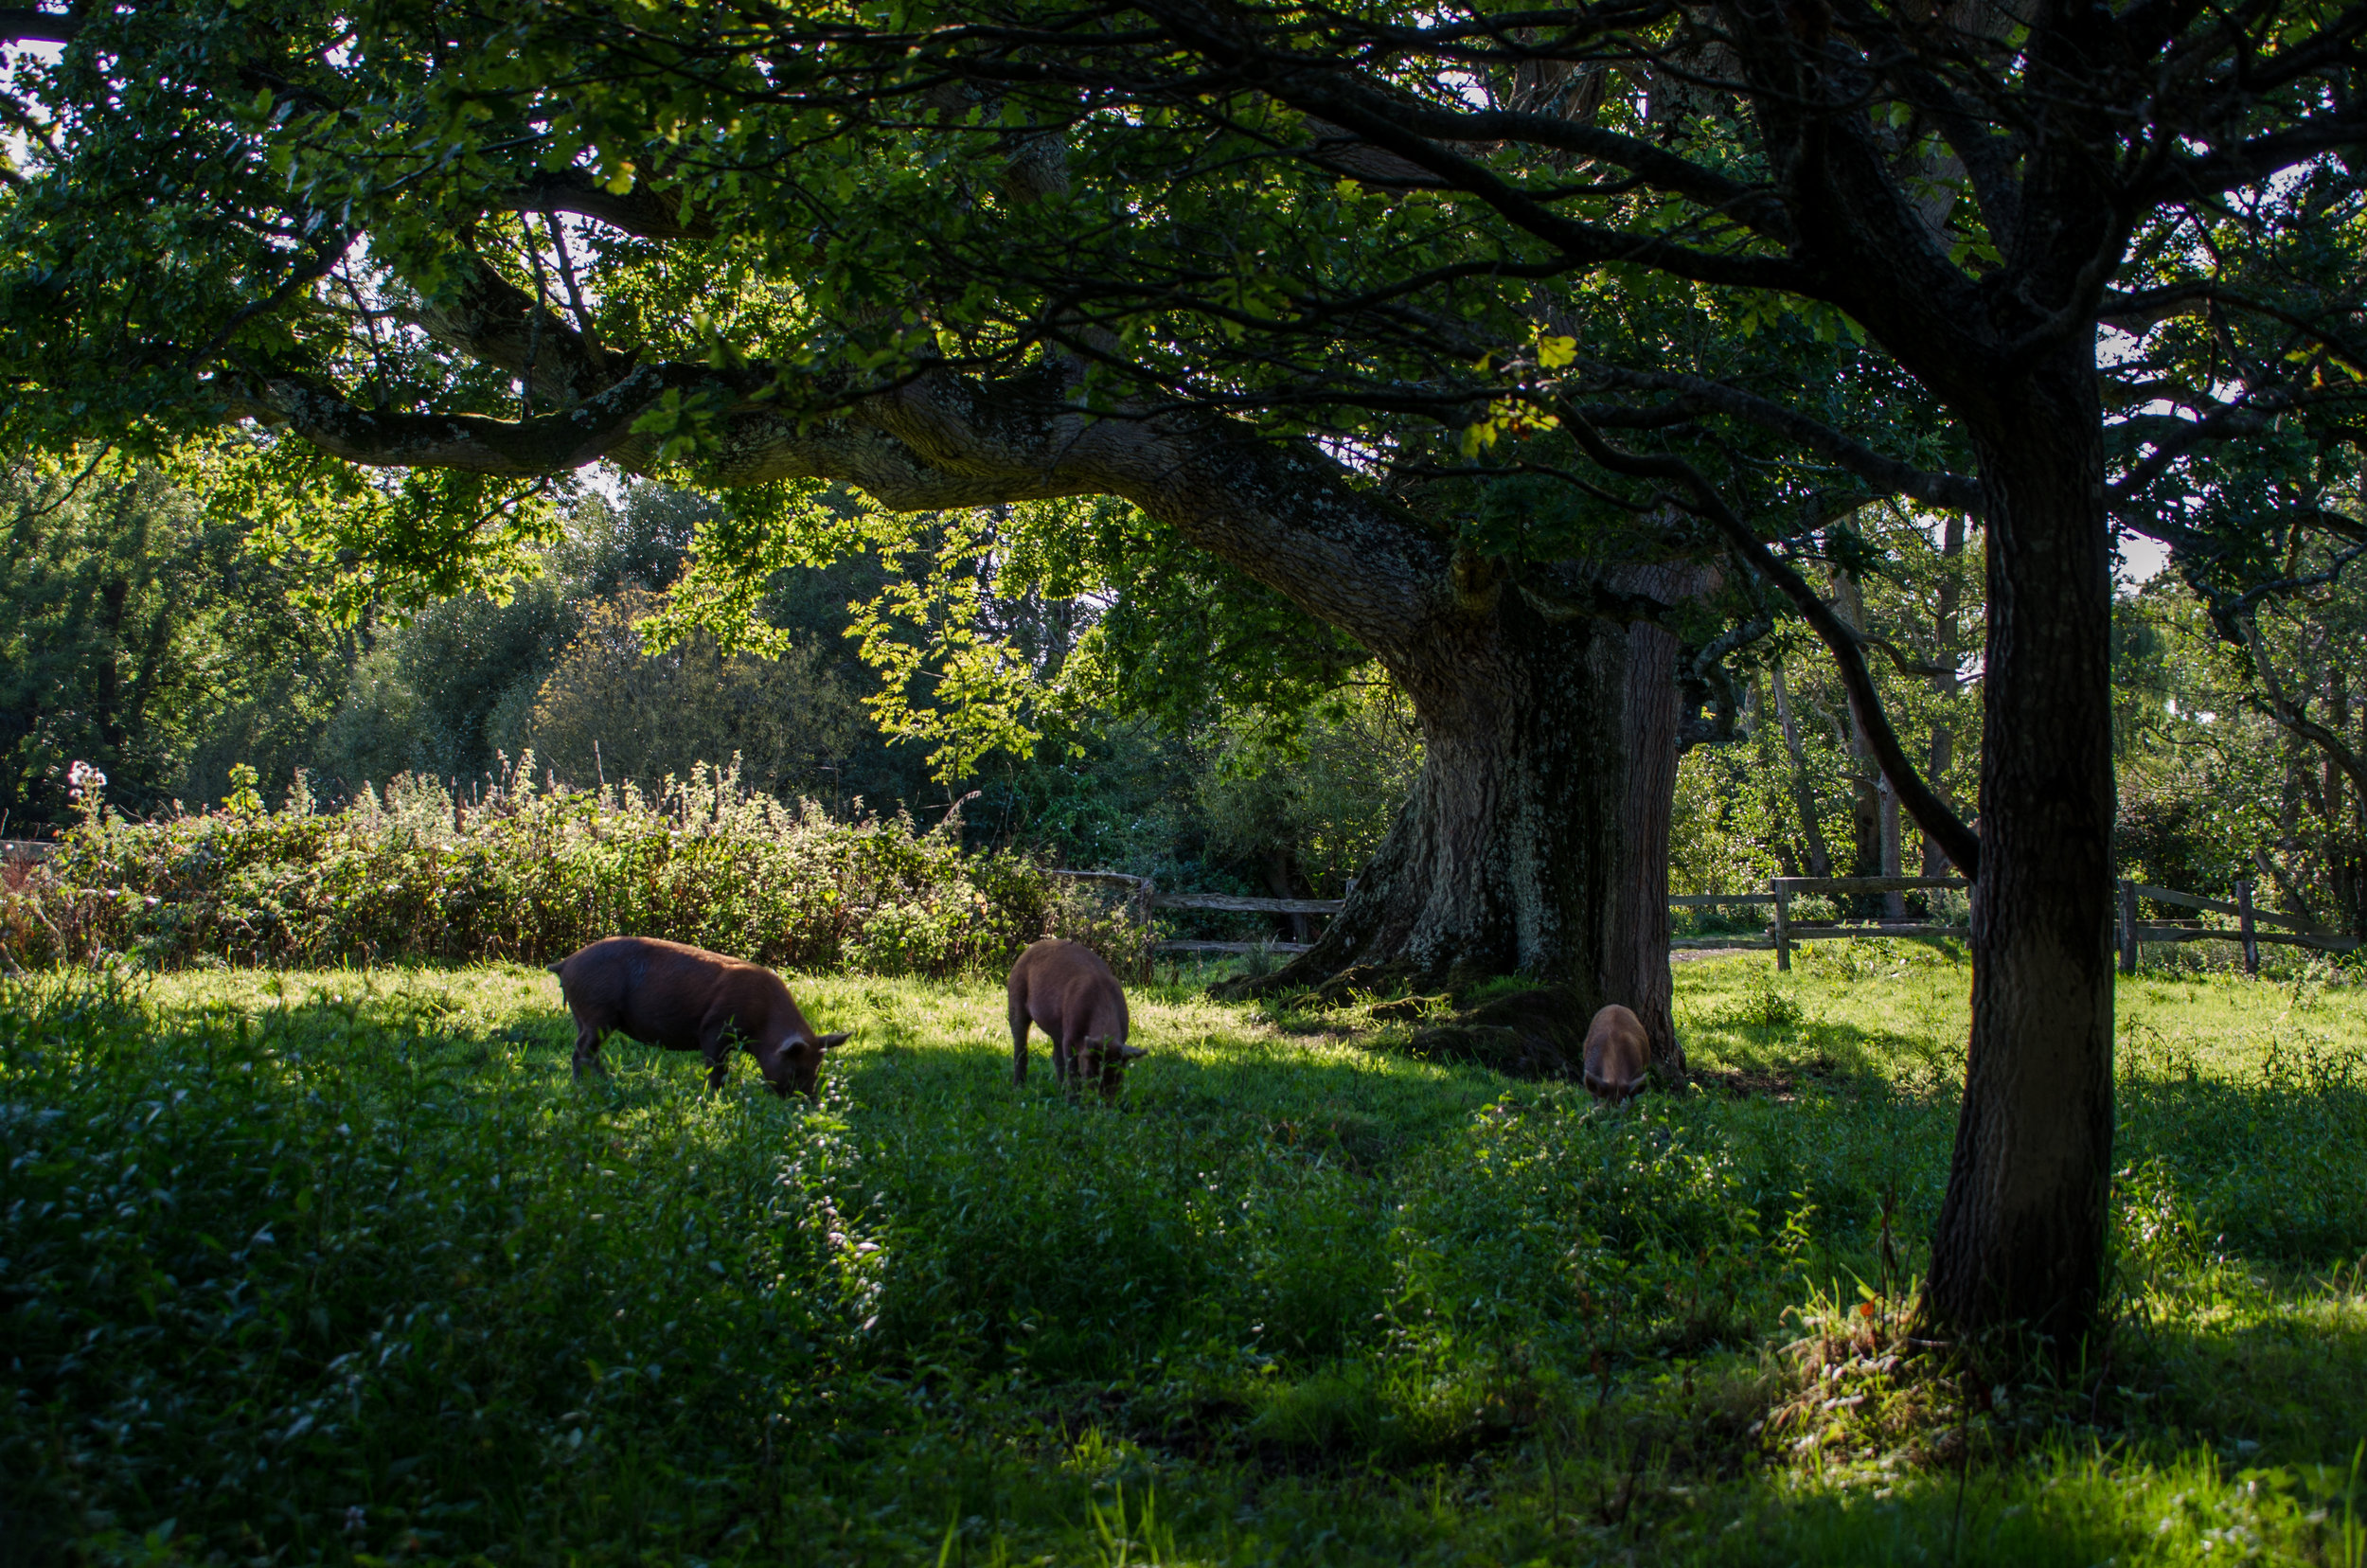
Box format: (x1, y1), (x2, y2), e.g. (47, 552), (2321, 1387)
(4, 954), (2363, 1564)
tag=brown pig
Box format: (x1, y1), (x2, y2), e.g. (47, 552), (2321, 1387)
(549, 936), (848, 1097)
(1006, 937), (1146, 1099)
(1581, 1003), (1651, 1102)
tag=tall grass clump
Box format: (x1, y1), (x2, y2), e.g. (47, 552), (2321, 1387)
(0, 757), (1141, 976)
(0, 973), (863, 1562)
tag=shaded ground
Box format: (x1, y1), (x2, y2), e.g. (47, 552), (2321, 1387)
(1, 946), (2361, 1564)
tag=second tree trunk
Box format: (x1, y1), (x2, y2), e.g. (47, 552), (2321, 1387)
(1252, 586), (1686, 1064)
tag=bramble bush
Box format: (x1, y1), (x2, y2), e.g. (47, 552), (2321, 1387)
(1, 757), (1142, 977)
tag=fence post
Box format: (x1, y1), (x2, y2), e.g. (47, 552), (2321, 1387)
(1125, 878), (1153, 979)
(2117, 879), (2139, 975)
(2236, 877), (2259, 976)
(1772, 880), (1792, 971)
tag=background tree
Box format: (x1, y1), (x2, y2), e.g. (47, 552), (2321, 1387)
(1676, 506), (1984, 904)
(0, 467), (348, 824)
(529, 587), (862, 798)
(2116, 567), (2367, 940)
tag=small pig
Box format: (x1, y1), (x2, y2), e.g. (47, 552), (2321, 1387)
(549, 935), (848, 1097)
(1581, 1003), (1651, 1102)
(1007, 937), (1146, 1099)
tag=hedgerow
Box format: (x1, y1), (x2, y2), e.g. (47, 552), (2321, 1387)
(1, 759), (1138, 976)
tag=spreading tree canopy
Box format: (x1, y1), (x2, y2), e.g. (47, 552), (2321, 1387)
(4, 0), (2365, 1344)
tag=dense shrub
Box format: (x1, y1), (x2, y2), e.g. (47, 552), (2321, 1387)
(2, 760), (1141, 976)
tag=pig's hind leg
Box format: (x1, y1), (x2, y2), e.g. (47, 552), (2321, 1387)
(1009, 988), (1033, 1086)
(571, 1015), (610, 1079)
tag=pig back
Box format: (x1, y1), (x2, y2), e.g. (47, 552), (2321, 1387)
(1581, 1003), (1650, 1100)
(1009, 937), (1129, 1042)
(559, 936), (791, 1053)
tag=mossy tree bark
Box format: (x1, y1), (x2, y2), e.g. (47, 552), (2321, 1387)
(1239, 564), (1690, 1067)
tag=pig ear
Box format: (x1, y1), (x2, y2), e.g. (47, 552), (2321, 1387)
(816, 1031), (851, 1050)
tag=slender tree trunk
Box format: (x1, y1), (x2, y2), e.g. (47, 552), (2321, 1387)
(1833, 571), (1885, 917)
(1879, 780), (1905, 918)
(1771, 663), (1835, 879)
(1244, 582), (1684, 1064)
(1261, 848), (1315, 944)
(1922, 726), (1955, 879)
(2332, 678), (2365, 939)
(1611, 593), (1686, 1066)
(1923, 348), (2117, 1347)
(95, 576), (129, 755)
(1924, 512), (1967, 881)
(1753, 679), (1803, 878)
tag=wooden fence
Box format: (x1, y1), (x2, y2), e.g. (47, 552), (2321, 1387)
(1050, 869), (1978, 964)
(2114, 878), (2359, 972)
(1047, 870), (1342, 956)
(1676, 874), (1971, 971)
(1052, 868), (2360, 972)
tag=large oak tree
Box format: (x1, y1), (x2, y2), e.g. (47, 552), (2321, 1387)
(4, 0), (2363, 1346)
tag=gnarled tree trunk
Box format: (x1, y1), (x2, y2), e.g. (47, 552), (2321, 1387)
(1241, 573), (1688, 1066)
(1923, 347), (2117, 1346)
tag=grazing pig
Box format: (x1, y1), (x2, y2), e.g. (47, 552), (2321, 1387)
(549, 936), (848, 1097)
(1581, 1003), (1651, 1102)
(1007, 937), (1146, 1099)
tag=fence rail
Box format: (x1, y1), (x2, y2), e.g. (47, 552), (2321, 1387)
(1775, 875), (1970, 897)
(2128, 881), (2320, 934)
(1049, 868), (2358, 971)
(2116, 876), (2358, 971)
(1151, 892), (1344, 916)
(1045, 870), (1334, 956)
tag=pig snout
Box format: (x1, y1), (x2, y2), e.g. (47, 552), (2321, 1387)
(1581, 1004), (1651, 1103)
(759, 1031), (852, 1098)
(1074, 1036), (1148, 1100)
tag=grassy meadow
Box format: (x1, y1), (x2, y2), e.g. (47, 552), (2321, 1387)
(3, 943), (2365, 1565)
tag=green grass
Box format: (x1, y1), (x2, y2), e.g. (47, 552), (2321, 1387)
(3, 948), (2364, 1565)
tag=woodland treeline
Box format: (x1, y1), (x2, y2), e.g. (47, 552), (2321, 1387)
(0, 470), (1424, 908)
(8, 467), (2359, 941)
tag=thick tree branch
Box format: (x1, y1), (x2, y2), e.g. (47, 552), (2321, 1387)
(1554, 399), (1983, 876)
(215, 353), (1465, 658)
(504, 169), (718, 241)
(1584, 364), (1985, 511)
(401, 249), (620, 405)
(0, 7), (78, 44)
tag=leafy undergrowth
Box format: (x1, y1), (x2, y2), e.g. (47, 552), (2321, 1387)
(0, 764), (1143, 978)
(1, 953), (2363, 1565)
